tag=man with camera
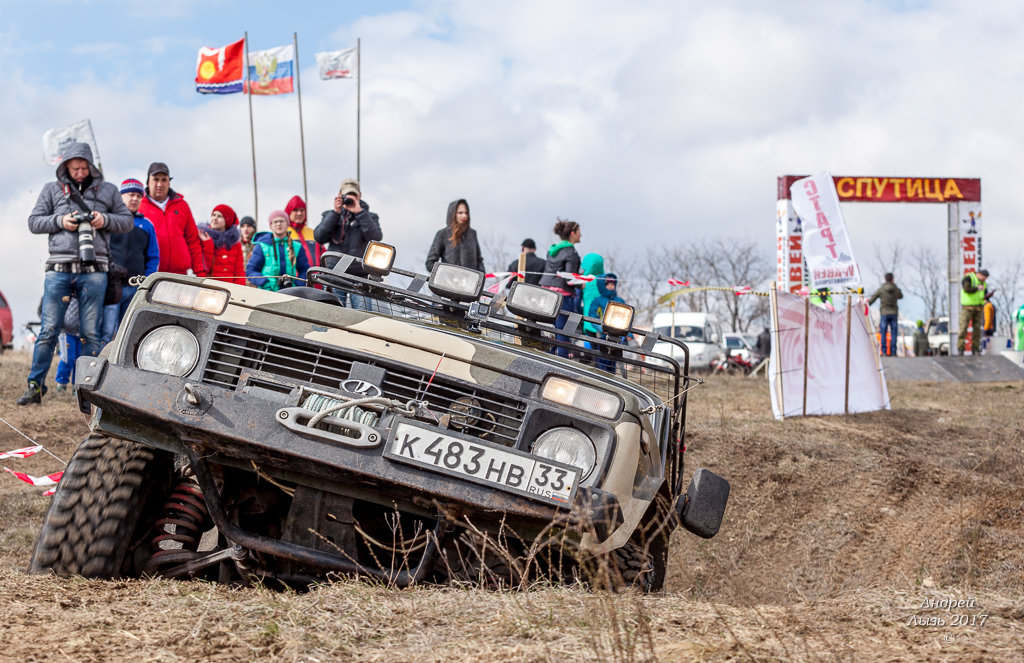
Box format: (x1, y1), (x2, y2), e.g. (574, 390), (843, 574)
(313, 178), (382, 310)
(19, 142), (132, 405)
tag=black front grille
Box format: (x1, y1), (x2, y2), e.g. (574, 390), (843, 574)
(202, 325), (527, 446)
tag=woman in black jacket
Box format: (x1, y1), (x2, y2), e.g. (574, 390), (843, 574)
(538, 218), (583, 357)
(425, 199), (484, 272)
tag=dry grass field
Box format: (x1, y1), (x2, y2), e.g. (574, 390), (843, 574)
(0, 349), (1022, 662)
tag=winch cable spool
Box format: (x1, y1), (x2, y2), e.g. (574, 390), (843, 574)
(302, 393), (432, 428)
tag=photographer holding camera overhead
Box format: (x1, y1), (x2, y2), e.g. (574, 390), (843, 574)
(18, 141), (132, 406)
(313, 178), (382, 310)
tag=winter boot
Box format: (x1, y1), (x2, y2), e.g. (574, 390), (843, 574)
(16, 382), (47, 406)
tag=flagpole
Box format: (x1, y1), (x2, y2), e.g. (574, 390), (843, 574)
(356, 37), (361, 182)
(294, 32), (308, 205)
(244, 31), (259, 223)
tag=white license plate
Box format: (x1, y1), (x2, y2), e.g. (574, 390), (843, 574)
(384, 422), (579, 507)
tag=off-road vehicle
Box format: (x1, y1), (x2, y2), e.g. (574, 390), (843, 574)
(30, 245), (729, 591)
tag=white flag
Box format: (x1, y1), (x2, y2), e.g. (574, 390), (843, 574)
(316, 47), (357, 80)
(42, 119), (101, 170)
(789, 172), (862, 292)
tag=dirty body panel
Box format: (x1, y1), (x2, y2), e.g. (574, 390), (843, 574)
(36, 256), (726, 590)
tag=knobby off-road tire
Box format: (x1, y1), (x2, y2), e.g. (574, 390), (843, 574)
(28, 434), (172, 578)
(611, 542), (656, 592)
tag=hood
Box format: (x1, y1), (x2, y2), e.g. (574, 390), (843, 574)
(55, 142), (103, 184)
(548, 240), (573, 257)
(198, 223), (240, 250)
(580, 253), (604, 277)
(596, 272), (618, 298)
(446, 199), (469, 227)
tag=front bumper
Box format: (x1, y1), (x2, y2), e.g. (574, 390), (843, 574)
(76, 357), (622, 538)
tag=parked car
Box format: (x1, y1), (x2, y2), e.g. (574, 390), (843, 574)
(722, 332), (755, 362)
(0, 290), (13, 352)
(649, 311), (724, 371)
(926, 316), (950, 355)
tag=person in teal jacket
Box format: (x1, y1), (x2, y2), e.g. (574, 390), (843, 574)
(579, 253), (605, 335)
(245, 210), (310, 291)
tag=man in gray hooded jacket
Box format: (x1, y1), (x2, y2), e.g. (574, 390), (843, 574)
(17, 142), (132, 405)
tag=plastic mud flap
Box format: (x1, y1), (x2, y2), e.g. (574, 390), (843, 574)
(678, 468), (730, 539)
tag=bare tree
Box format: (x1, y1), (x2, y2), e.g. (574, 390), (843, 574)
(477, 229), (514, 275)
(618, 238), (770, 332)
(869, 241), (904, 282)
(612, 247), (676, 328)
(905, 244), (947, 319)
(987, 253), (1024, 335)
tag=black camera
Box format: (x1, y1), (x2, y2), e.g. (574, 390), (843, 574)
(279, 275), (293, 289)
(342, 195), (355, 207)
(71, 211), (96, 265)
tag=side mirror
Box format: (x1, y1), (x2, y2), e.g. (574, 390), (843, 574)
(676, 468), (730, 539)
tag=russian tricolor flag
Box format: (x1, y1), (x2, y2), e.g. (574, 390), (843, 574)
(246, 45), (295, 95)
(196, 38), (245, 94)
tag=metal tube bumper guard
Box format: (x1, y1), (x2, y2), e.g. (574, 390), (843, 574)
(75, 357), (622, 535)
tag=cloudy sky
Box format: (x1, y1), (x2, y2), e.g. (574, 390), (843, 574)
(2, 0), (1022, 337)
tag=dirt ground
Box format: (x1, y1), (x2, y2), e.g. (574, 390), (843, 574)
(0, 350), (1021, 662)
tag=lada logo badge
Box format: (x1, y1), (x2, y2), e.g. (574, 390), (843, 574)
(340, 379), (383, 398)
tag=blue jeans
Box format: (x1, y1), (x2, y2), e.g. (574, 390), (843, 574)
(552, 293), (580, 358)
(101, 303), (120, 345)
(28, 270), (107, 387)
(880, 314), (898, 356)
(56, 334), (83, 384)
(117, 284), (139, 323)
(336, 290), (375, 312)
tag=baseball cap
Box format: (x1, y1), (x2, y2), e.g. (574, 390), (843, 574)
(339, 179), (360, 196)
(147, 162), (170, 178)
(521, 238), (536, 250)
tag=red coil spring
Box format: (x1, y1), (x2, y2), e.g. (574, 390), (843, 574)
(145, 480), (211, 573)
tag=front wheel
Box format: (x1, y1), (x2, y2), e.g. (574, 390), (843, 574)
(28, 434), (173, 578)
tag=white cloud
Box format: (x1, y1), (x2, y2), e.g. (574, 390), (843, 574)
(2, 0), (1024, 339)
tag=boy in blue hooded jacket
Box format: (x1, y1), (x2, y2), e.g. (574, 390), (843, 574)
(586, 272), (628, 374)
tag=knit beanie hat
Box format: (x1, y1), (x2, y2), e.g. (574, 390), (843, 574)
(285, 195), (306, 217)
(268, 209), (288, 224)
(120, 178), (145, 195)
(239, 216), (256, 229)
(212, 204), (238, 229)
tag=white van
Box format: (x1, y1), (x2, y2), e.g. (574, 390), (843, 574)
(649, 311), (725, 370)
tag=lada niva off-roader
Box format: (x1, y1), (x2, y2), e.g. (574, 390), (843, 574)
(30, 245), (729, 591)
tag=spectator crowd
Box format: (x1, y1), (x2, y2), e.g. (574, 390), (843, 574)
(19, 143), (622, 405)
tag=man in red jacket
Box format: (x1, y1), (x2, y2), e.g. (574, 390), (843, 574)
(139, 162), (208, 276)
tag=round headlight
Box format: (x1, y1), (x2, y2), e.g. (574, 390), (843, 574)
(531, 427), (597, 479)
(136, 326), (200, 376)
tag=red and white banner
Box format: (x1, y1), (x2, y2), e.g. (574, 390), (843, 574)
(0, 445), (42, 459)
(4, 467), (63, 487)
(776, 199), (805, 293)
(789, 173), (862, 292)
(768, 290), (889, 419)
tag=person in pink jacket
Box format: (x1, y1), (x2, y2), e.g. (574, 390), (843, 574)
(138, 162), (208, 276)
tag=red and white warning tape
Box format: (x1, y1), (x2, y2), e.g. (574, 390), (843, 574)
(0, 445), (42, 459)
(4, 467), (64, 487)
